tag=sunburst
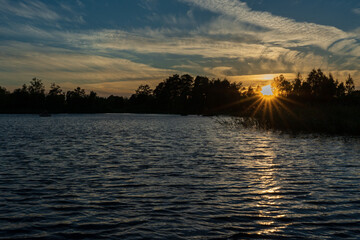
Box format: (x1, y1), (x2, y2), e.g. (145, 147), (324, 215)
(243, 86), (304, 130)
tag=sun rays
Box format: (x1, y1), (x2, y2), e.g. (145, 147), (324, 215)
(243, 86), (303, 130)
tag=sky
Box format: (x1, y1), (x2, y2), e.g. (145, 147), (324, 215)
(0, 0), (360, 96)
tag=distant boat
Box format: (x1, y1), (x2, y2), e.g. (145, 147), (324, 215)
(39, 112), (51, 117)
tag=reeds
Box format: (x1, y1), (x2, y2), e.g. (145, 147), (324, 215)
(232, 101), (360, 135)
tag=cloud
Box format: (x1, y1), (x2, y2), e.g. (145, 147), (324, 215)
(0, 23), (298, 62)
(0, 0), (60, 21)
(181, 0), (354, 50)
(328, 39), (358, 55)
(0, 42), (172, 95)
(176, 0), (360, 80)
(80, 28), (350, 76)
(82, 80), (161, 97)
(95, 34), (286, 60)
(0, 0), (359, 93)
(353, 8), (360, 15)
(76, 0), (84, 8)
(0, 0), (85, 24)
(228, 73), (296, 86)
(138, 0), (158, 11)
(59, 2), (86, 24)
(1, 1), (358, 71)
(203, 66), (234, 76)
(1, 21), (358, 88)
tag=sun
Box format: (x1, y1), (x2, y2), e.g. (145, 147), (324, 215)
(260, 84), (274, 98)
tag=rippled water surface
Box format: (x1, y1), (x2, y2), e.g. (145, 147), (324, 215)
(1, 114), (360, 239)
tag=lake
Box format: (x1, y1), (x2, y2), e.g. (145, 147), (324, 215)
(0, 114), (359, 239)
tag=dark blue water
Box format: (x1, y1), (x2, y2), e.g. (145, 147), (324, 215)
(0, 114), (359, 239)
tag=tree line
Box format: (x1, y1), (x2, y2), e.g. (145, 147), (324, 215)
(0, 69), (358, 114)
(271, 69), (356, 100)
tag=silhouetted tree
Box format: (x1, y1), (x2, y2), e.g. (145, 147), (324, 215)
(28, 78), (45, 95)
(0, 86), (9, 112)
(321, 73), (337, 99)
(272, 75), (291, 96)
(24, 78), (46, 112)
(336, 82), (346, 98)
(66, 87), (87, 112)
(190, 76), (210, 113)
(205, 78), (242, 113)
(345, 74), (355, 95)
(88, 91), (99, 112)
(10, 84), (30, 112)
(46, 83), (65, 113)
(48, 83), (63, 96)
(135, 84), (153, 96)
(129, 84), (155, 112)
(299, 81), (311, 98)
(291, 73), (302, 96)
(246, 86), (255, 96)
(305, 69), (338, 99)
(106, 95), (125, 112)
(153, 74), (193, 113)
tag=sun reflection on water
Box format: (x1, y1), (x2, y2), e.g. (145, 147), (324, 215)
(242, 136), (291, 237)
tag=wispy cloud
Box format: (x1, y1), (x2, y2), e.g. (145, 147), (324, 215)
(0, 41), (172, 95)
(0, 0), (60, 21)
(138, 0), (158, 11)
(1, 20), (358, 87)
(76, 0), (84, 8)
(0, 23), (297, 62)
(176, 0), (360, 81)
(0, 0), (85, 24)
(353, 8), (360, 15)
(182, 0), (353, 50)
(0, 0), (359, 94)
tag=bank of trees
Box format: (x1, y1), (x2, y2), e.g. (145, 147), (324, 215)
(0, 75), (246, 114)
(0, 78), (125, 113)
(0, 69), (358, 115)
(129, 74), (243, 114)
(271, 69), (356, 100)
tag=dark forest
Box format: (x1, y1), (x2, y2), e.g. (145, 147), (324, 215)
(1, 69), (359, 134)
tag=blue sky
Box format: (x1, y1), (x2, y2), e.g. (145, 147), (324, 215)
(0, 0), (359, 96)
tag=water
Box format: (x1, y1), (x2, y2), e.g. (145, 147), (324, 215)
(0, 114), (359, 239)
